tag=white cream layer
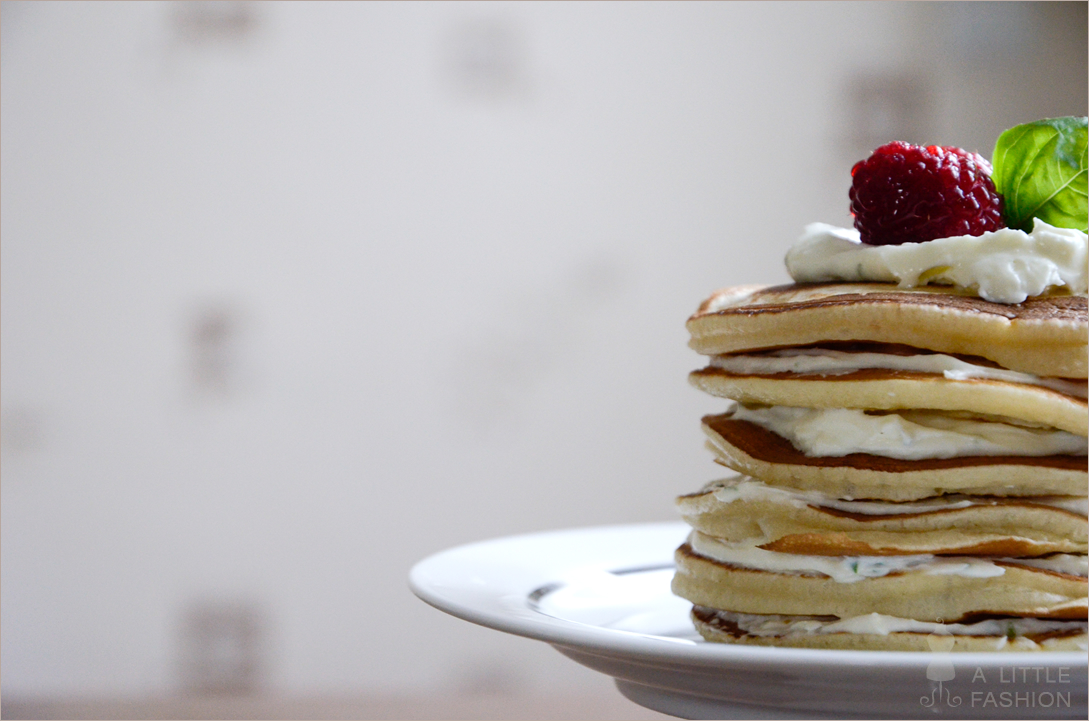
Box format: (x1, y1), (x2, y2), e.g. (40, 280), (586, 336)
(709, 347), (1088, 399)
(784, 220), (1088, 304)
(730, 404), (1088, 459)
(704, 608), (1088, 642)
(689, 531), (1089, 582)
(688, 531), (1008, 583)
(1002, 554), (1089, 577)
(691, 476), (1089, 517)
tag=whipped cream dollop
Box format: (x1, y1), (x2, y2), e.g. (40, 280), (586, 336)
(785, 220), (1088, 304)
(730, 404), (1088, 459)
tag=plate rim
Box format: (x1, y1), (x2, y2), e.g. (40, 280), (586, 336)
(408, 521), (1088, 671)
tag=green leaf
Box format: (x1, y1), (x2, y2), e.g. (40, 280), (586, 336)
(991, 116), (1088, 232)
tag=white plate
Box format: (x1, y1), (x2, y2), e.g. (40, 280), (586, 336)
(409, 521), (1087, 719)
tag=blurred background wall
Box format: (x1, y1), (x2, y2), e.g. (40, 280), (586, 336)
(2, 1), (1086, 717)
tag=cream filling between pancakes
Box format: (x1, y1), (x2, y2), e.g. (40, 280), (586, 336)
(730, 404), (1087, 459)
(689, 476), (1089, 517)
(1003, 555), (1089, 577)
(688, 531), (1008, 582)
(708, 347), (1088, 399)
(688, 531), (1089, 583)
(697, 607), (1088, 640)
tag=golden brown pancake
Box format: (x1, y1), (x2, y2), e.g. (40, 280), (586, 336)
(702, 412), (1088, 500)
(672, 542), (1088, 622)
(678, 477), (1088, 556)
(686, 283), (1088, 378)
(689, 366), (1088, 436)
(689, 606), (1087, 651)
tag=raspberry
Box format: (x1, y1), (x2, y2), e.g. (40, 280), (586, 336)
(849, 141), (1006, 245)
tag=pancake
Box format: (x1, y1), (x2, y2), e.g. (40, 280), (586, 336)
(678, 477), (1088, 556)
(678, 257), (1087, 649)
(672, 539), (1088, 622)
(690, 606), (1088, 651)
(686, 283), (1088, 378)
(689, 366), (1088, 436)
(702, 412), (1088, 500)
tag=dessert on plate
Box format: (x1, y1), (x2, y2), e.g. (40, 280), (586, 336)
(671, 118), (1089, 651)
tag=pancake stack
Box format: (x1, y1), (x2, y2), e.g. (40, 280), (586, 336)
(671, 282), (1089, 651)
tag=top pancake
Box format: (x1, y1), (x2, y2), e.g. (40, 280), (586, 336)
(687, 283), (1088, 378)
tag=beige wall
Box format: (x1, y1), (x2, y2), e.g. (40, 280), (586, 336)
(2, 0), (1085, 706)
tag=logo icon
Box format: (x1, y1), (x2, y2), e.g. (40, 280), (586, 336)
(920, 624), (962, 708)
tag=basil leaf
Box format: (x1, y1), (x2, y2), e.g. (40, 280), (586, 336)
(991, 116), (1087, 232)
